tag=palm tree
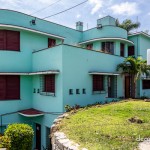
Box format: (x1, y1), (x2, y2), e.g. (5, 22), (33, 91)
(116, 19), (140, 33)
(116, 56), (150, 98)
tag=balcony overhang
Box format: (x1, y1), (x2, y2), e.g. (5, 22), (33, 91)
(89, 72), (120, 75)
(79, 37), (134, 45)
(0, 70), (60, 75)
(18, 108), (44, 117)
(0, 24), (65, 40)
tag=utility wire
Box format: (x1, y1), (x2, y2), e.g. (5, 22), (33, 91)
(30, 0), (63, 15)
(43, 0), (88, 19)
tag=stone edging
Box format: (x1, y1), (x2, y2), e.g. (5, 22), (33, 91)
(51, 113), (88, 150)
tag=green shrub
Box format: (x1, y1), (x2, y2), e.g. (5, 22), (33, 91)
(4, 123), (34, 150)
(0, 135), (11, 149)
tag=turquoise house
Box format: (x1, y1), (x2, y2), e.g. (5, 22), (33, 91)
(0, 9), (150, 149)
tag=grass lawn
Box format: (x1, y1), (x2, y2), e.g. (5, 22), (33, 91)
(59, 100), (150, 150)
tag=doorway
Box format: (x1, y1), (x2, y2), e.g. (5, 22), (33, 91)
(108, 76), (117, 98)
(36, 123), (41, 150)
(125, 76), (131, 98)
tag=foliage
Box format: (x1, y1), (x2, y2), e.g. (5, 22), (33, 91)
(65, 104), (81, 112)
(60, 100), (150, 150)
(117, 56), (150, 97)
(4, 123), (34, 150)
(0, 135), (11, 149)
(116, 19), (140, 33)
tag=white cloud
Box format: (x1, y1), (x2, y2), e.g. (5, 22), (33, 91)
(110, 2), (140, 16)
(89, 0), (103, 15)
(148, 12), (150, 16)
(76, 14), (81, 18)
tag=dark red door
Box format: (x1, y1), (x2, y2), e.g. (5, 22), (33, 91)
(36, 124), (41, 150)
(125, 76), (130, 98)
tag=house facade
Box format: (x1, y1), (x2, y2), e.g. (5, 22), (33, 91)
(0, 9), (150, 149)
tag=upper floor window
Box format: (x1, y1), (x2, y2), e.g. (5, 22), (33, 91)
(93, 75), (104, 92)
(142, 80), (150, 89)
(128, 46), (135, 56)
(102, 42), (114, 54)
(48, 38), (56, 48)
(0, 75), (20, 100)
(0, 30), (20, 51)
(120, 43), (125, 57)
(86, 44), (93, 50)
(44, 74), (55, 93)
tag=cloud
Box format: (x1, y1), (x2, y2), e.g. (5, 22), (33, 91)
(148, 12), (150, 16)
(89, 0), (103, 15)
(110, 2), (140, 16)
(76, 14), (81, 18)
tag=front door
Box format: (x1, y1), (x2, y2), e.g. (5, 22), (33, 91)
(108, 76), (117, 98)
(36, 124), (41, 150)
(125, 76), (131, 98)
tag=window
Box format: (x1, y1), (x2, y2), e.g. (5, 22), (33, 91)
(82, 89), (86, 94)
(102, 42), (114, 54)
(86, 44), (93, 50)
(69, 89), (73, 95)
(93, 75), (104, 92)
(142, 80), (150, 89)
(128, 46), (134, 56)
(120, 43), (125, 57)
(48, 38), (56, 48)
(76, 89), (80, 94)
(0, 30), (20, 51)
(0, 75), (20, 100)
(43, 75), (55, 93)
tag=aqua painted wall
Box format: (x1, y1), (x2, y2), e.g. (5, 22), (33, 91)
(0, 9), (150, 150)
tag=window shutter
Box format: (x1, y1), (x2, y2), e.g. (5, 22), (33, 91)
(48, 38), (56, 48)
(44, 75), (55, 93)
(128, 46), (134, 56)
(93, 75), (103, 91)
(0, 76), (6, 100)
(6, 76), (20, 99)
(6, 30), (20, 51)
(0, 30), (6, 50)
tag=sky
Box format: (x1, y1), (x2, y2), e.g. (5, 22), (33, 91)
(0, 0), (150, 32)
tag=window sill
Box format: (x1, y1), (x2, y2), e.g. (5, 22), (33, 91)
(93, 91), (106, 94)
(40, 92), (55, 97)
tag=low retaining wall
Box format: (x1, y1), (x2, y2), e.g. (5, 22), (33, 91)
(51, 113), (87, 150)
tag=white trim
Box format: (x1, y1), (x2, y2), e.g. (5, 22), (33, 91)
(0, 24), (65, 39)
(30, 71), (59, 75)
(0, 71), (59, 75)
(89, 72), (120, 75)
(18, 113), (44, 117)
(128, 32), (150, 39)
(79, 38), (134, 45)
(0, 72), (28, 75)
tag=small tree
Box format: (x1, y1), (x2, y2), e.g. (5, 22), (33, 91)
(4, 123), (34, 150)
(116, 19), (140, 33)
(117, 56), (150, 98)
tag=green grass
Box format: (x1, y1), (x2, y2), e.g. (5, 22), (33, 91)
(59, 100), (150, 150)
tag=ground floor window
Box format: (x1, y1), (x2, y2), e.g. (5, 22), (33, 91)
(93, 75), (104, 92)
(142, 80), (150, 89)
(0, 75), (20, 100)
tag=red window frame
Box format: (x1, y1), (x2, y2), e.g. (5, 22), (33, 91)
(0, 75), (20, 100)
(48, 38), (56, 48)
(120, 43), (125, 57)
(128, 46), (135, 56)
(93, 75), (104, 91)
(0, 30), (20, 51)
(86, 44), (93, 50)
(44, 75), (55, 93)
(142, 80), (150, 89)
